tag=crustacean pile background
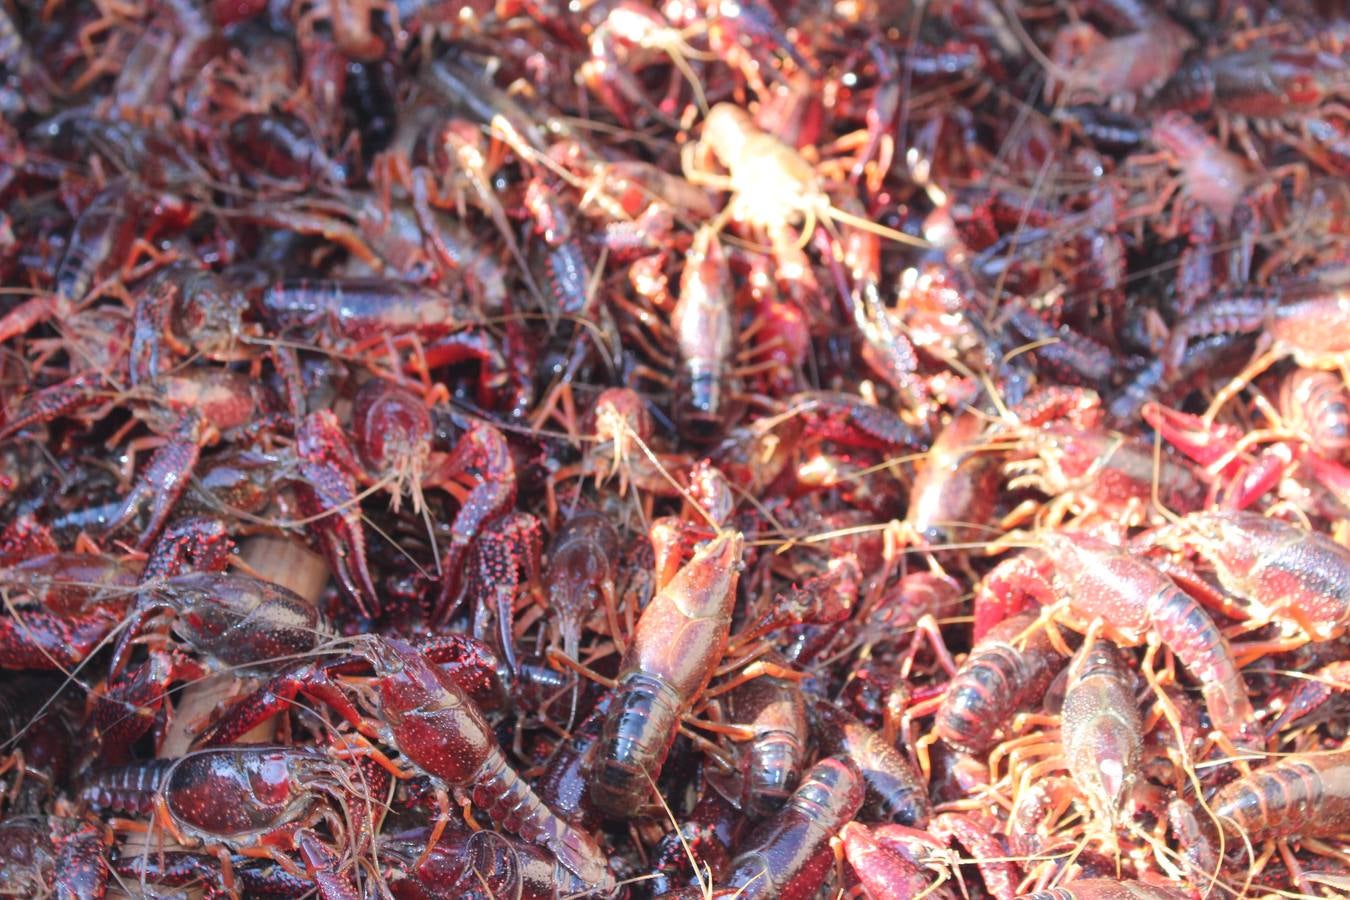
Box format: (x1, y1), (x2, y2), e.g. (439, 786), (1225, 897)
(1, 0), (1349, 897)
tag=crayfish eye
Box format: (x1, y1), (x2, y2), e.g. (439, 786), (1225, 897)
(915, 524), (951, 546)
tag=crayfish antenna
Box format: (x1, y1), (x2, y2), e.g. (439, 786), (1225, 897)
(418, 491), (442, 579)
(995, 0), (1081, 105)
(660, 35), (712, 116)
(824, 203), (934, 249)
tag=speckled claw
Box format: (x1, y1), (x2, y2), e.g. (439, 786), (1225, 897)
(840, 821), (933, 897)
(88, 649), (207, 763)
(466, 511), (542, 678)
(142, 515), (234, 581)
(50, 817), (112, 900)
(1265, 660), (1350, 736)
(0, 372), (105, 441)
(294, 410), (381, 618)
(430, 420), (518, 625)
(104, 436), (202, 551)
(195, 657), (371, 749)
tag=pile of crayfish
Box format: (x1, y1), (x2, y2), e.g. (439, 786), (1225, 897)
(2, 0), (1349, 897)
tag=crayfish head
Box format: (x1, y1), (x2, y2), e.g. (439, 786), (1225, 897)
(353, 380), (433, 513)
(354, 634), (408, 680)
(176, 270), (252, 362)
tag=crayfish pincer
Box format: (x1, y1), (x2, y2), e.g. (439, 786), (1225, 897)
(589, 531), (744, 817)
